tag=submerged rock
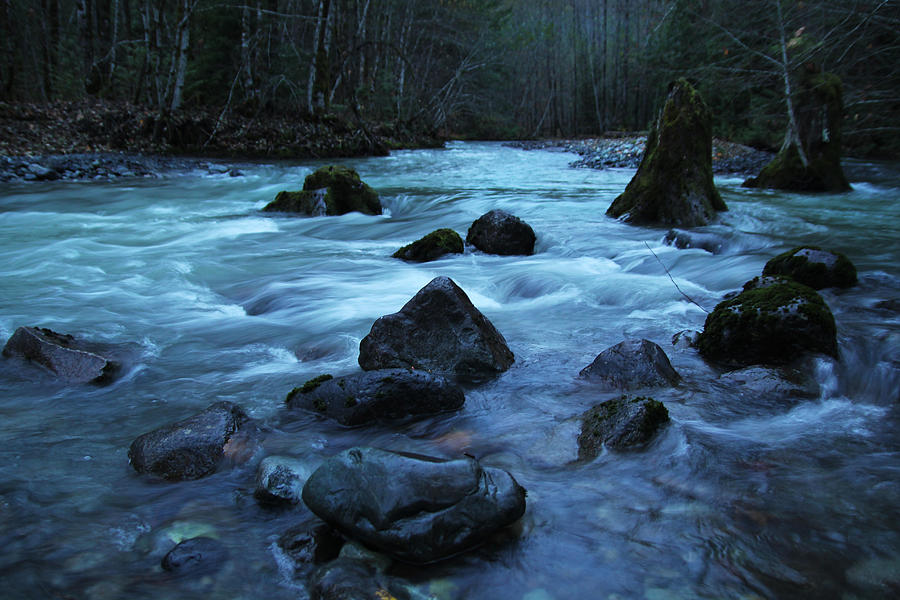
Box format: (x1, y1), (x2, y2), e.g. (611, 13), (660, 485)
(161, 536), (228, 576)
(579, 339), (681, 390)
(358, 276), (514, 380)
(466, 210), (536, 255)
(128, 401), (259, 481)
(277, 524), (345, 571)
(762, 245), (857, 289)
(285, 369), (464, 426)
(663, 229), (725, 254)
(606, 79), (726, 226)
(301, 447), (527, 564)
(744, 68), (851, 192)
(254, 456), (313, 506)
(308, 557), (399, 600)
(263, 165), (381, 216)
(578, 395), (670, 458)
(718, 365), (819, 401)
(2, 326), (119, 384)
(393, 228), (464, 262)
(696, 278), (837, 367)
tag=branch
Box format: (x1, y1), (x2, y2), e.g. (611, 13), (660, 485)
(644, 242), (709, 314)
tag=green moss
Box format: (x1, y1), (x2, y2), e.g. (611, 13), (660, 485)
(697, 280), (837, 366)
(285, 373), (333, 404)
(578, 395), (669, 457)
(763, 245), (857, 289)
(263, 165), (381, 216)
(393, 228), (464, 262)
(313, 397), (328, 412)
(344, 395), (357, 407)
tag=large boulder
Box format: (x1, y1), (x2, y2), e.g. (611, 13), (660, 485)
(301, 447), (527, 564)
(358, 277), (514, 380)
(578, 395), (670, 459)
(263, 165), (381, 216)
(2, 326), (119, 384)
(285, 369), (465, 426)
(579, 338), (681, 390)
(128, 401), (259, 481)
(606, 79), (727, 226)
(763, 246), (857, 289)
(744, 68), (851, 192)
(392, 228), (464, 262)
(696, 277), (837, 367)
(466, 210), (536, 255)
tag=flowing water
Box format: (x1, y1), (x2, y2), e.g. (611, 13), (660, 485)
(1, 142), (898, 599)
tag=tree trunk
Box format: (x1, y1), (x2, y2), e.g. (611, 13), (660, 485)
(168, 0), (192, 111)
(308, 0), (333, 115)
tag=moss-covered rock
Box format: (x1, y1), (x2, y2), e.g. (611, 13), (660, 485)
(696, 279), (837, 367)
(606, 79), (726, 226)
(744, 70), (851, 192)
(577, 396), (669, 458)
(763, 245), (857, 289)
(392, 228), (464, 262)
(263, 165), (381, 216)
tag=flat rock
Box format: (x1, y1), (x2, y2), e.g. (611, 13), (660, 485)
(285, 369), (465, 426)
(718, 366), (819, 401)
(2, 326), (119, 384)
(762, 245), (857, 289)
(358, 276), (514, 380)
(579, 338), (681, 389)
(301, 447), (527, 564)
(161, 536), (228, 576)
(128, 401), (259, 481)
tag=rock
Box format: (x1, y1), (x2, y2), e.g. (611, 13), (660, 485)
(744, 68), (851, 192)
(663, 229), (725, 254)
(285, 369), (465, 426)
(301, 447), (527, 564)
(2, 326), (120, 384)
(696, 278), (837, 367)
(358, 276), (514, 380)
(161, 536), (228, 576)
(308, 557), (399, 600)
(263, 165), (381, 216)
(606, 79), (727, 226)
(578, 395), (670, 458)
(762, 245), (857, 289)
(393, 228), (464, 262)
(254, 456), (313, 506)
(579, 339), (681, 390)
(128, 401), (259, 481)
(466, 210), (536, 255)
(671, 329), (701, 350)
(718, 366), (819, 401)
(27, 163), (60, 181)
(277, 524), (344, 569)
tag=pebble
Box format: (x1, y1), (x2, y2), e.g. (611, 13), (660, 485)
(0, 153), (247, 182)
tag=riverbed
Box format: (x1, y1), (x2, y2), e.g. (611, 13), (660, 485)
(1, 142), (898, 599)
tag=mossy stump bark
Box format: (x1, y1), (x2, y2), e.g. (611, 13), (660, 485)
(606, 79), (726, 227)
(744, 70), (851, 192)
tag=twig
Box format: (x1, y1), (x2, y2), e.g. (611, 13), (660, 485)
(644, 242), (709, 314)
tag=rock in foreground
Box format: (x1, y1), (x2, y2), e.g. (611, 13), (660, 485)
(301, 447), (527, 564)
(466, 210), (536, 255)
(128, 401), (258, 481)
(606, 79), (726, 226)
(578, 396), (670, 459)
(696, 278), (837, 367)
(393, 228), (464, 262)
(2, 326), (119, 384)
(358, 276), (514, 380)
(286, 369), (464, 426)
(263, 165), (381, 216)
(763, 246), (857, 289)
(579, 338), (681, 390)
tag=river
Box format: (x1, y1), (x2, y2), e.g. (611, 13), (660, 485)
(1, 142), (898, 599)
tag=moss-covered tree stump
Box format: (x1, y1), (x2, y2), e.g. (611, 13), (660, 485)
(696, 277), (837, 367)
(263, 165), (381, 216)
(763, 246), (857, 289)
(393, 228), (464, 262)
(606, 79), (726, 226)
(744, 70), (851, 192)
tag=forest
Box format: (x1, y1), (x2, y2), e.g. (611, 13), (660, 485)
(2, 0), (898, 157)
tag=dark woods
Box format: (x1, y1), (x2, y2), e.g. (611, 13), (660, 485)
(2, 0), (897, 157)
